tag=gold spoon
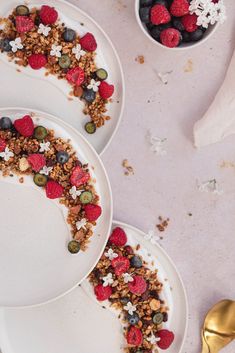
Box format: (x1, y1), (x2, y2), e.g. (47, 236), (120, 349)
(201, 299), (235, 353)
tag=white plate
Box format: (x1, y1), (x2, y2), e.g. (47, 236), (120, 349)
(0, 107), (113, 308)
(0, 221), (188, 353)
(0, 0), (125, 155)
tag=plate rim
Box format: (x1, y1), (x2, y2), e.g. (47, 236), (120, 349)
(112, 219), (189, 353)
(0, 0), (125, 156)
(0, 106), (113, 308)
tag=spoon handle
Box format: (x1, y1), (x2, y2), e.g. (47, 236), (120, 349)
(201, 330), (210, 353)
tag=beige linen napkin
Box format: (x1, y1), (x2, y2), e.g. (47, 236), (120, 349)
(194, 49), (235, 147)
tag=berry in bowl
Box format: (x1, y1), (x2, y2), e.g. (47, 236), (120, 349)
(136, 0), (226, 49)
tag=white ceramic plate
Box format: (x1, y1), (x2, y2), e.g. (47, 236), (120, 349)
(0, 221), (188, 353)
(0, 0), (125, 155)
(0, 107), (113, 308)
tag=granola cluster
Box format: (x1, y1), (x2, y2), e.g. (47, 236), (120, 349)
(89, 227), (174, 353)
(0, 4), (114, 131)
(0, 113), (102, 252)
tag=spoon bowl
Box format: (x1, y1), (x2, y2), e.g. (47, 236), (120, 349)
(201, 299), (235, 353)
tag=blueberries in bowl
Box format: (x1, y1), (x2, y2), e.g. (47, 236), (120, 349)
(138, 0), (222, 48)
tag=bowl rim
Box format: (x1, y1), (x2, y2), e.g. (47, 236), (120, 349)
(135, 0), (219, 51)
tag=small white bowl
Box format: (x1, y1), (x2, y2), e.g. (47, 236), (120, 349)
(135, 0), (218, 50)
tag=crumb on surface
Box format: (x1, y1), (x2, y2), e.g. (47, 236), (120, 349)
(156, 216), (170, 232)
(184, 59), (193, 73)
(135, 55), (145, 64)
(122, 159), (134, 176)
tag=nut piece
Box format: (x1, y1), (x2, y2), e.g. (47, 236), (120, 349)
(150, 298), (161, 311)
(19, 157), (30, 171)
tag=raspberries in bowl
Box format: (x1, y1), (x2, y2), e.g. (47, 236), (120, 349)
(136, 0), (226, 49)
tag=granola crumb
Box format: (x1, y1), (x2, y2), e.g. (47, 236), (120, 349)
(19, 177), (24, 183)
(184, 59), (193, 73)
(156, 216), (170, 232)
(122, 159), (134, 176)
(135, 55), (145, 64)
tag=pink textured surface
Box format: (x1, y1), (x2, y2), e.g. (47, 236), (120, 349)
(68, 1), (235, 352)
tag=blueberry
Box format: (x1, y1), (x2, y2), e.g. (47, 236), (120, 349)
(172, 18), (185, 32)
(120, 297), (129, 304)
(181, 31), (191, 42)
(82, 89), (96, 103)
(153, 0), (169, 7)
(139, 7), (150, 23)
(0, 117), (12, 130)
(63, 28), (76, 42)
(140, 0), (153, 6)
(150, 26), (162, 40)
(130, 255), (143, 268)
(56, 151), (69, 164)
(127, 312), (139, 325)
(190, 29), (204, 42)
(0, 38), (12, 52)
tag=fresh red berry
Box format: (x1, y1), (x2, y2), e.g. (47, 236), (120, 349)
(16, 16), (34, 33)
(157, 329), (175, 350)
(111, 256), (130, 276)
(181, 13), (198, 32)
(109, 227), (127, 247)
(39, 5), (58, 25)
(160, 28), (181, 48)
(28, 54), (47, 70)
(46, 180), (64, 199)
(170, 0), (189, 17)
(14, 115), (34, 137)
(66, 67), (85, 86)
(0, 139), (6, 152)
(150, 4), (171, 25)
(99, 81), (114, 100)
(94, 284), (112, 301)
(128, 275), (147, 295)
(70, 166), (90, 187)
(84, 204), (102, 222)
(27, 154), (46, 172)
(126, 327), (143, 346)
(80, 33), (97, 52)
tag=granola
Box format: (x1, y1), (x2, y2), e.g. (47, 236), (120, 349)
(89, 226), (174, 352)
(0, 113), (102, 253)
(0, 4), (114, 132)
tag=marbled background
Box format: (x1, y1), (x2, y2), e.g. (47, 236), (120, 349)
(68, 0), (235, 352)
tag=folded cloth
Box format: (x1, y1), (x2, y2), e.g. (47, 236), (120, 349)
(194, 49), (235, 147)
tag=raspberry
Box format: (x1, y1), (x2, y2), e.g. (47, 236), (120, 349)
(80, 33), (97, 52)
(150, 4), (171, 25)
(109, 227), (127, 247)
(70, 166), (90, 187)
(66, 67), (85, 86)
(111, 256), (130, 276)
(128, 275), (147, 295)
(16, 16), (34, 33)
(28, 54), (47, 70)
(14, 115), (34, 137)
(160, 28), (181, 48)
(27, 154), (46, 172)
(94, 284), (112, 301)
(0, 139), (6, 152)
(181, 13), (198, 32)
(126, 327), (143, 346)
(45, 181), (64, 199)
(157, 329), (175, 350)
(99, 81), (114, 100)
(170, 0), (189, 17)
(84, 204), (102, 221)
(39, 5), (58, 25)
